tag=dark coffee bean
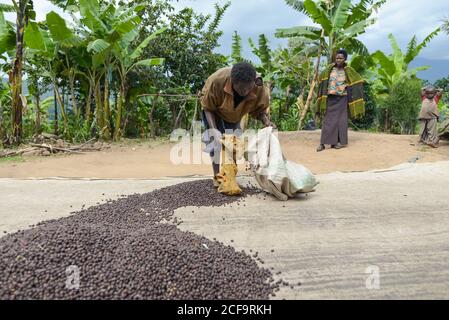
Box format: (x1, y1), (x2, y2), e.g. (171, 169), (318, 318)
(0, 180), (276, 300)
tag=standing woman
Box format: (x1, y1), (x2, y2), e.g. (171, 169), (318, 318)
(316, 49), (365, 152)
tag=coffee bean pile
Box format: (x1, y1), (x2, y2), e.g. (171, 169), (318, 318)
(0, 179), (283, 300)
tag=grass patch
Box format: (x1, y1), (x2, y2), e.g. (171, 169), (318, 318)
(0, 155), (25, 164)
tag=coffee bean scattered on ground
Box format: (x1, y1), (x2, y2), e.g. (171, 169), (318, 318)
(0, 179), (288, 299)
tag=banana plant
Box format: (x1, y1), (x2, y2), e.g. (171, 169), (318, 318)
(2, 0), (36, 144)
(77, 0), (163, 140)
(371, 29), (441, 95)
(79, 0), (165, 140)
(111, 27), (166, 141)
(0, 8), (16, 56)
(0, 79), (11, 144)
(275, 0), (385, 62)
(24, 10), (80, 137)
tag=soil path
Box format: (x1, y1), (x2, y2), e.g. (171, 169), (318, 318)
(1, 130), (449, 178)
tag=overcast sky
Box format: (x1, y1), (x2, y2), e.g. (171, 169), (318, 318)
(2, 0), (448, 80)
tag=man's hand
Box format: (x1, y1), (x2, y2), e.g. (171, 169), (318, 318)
(203, 128), (222, 154)
(258, 112), (277, 129)
(263, 120), (277, 129)
(209, 128), (223, 140)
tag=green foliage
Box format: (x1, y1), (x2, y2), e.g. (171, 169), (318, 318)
(0, 80), (12, 143)
(276, 0), (385, 62)
(378, 76), (422, 134)
(0, 3), (15, 12)
(367, 30), (441, 134)
(272, 100), (301, 131)
(4, 0), (445, 144)
(434, 76), (449, 121)
(248, 34), (276, 78)
(370, 31), (439, 94)
(231, 31), (243, 65)
(46, 11), (74, 42)
(0, 155), (24, 163)
(434, 76), (449, 105)
(0, 10), (17, 55)
(443, 18), (449, 34)
(134, 0), (229, 93)
(131, 95), (174, 138)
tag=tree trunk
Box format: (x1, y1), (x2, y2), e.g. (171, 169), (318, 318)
(148, 94), (159, 139)
(189, 93), (199, 133)
(121, 92), (130, 137)
(10, 0), (27, 145)
(280, 85), (291, 121)
(173, 99), (187, 130)
(296, 86), (306, 120)
(54, 91), (58, 135)
(384, 109), (389, 132)
(298, 31), (325, 130)
(170, 103), (176, 128)
(54, 83), (68, 135)
(103, 66), (111, 140)
(113, 81), (125, 141)
(85, 78), (93, 123)
(0, 98), (4, 144)
(95, 77), (104, 137)
(69, 72), (79, 121)
(266, 80), (273, 117)
(34, 93), (40, 134)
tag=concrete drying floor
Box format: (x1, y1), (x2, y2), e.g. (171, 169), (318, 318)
(1, 161), (449, 299)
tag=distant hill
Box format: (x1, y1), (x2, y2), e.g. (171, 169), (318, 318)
(410, 58), (449, 83)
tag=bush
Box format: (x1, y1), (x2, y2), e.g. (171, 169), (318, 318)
(378, 76), (422, 134)
(264, 99), (300, 131)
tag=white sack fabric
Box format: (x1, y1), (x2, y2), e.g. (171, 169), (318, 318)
(247, 127), (318, 201)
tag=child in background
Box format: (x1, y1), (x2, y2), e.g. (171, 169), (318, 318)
(419, 85), (443, 148)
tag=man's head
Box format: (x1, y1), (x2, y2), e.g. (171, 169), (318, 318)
(335, 49), (348, 68)
(231, 62), (257, 97)
(425, 85), (437, 99)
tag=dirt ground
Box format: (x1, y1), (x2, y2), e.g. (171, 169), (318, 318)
(2, 163), (449, 299)
(1, 130), (449, 178)
(2, 130), (449, 299)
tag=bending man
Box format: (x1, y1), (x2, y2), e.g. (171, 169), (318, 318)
(200, 62), (276, 186)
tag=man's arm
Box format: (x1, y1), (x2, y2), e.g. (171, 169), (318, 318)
(204, 110), (218, 130)
(257, 112), (277, 129)
(437, 88), (444, 97)
(204, 110), (222, 142)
